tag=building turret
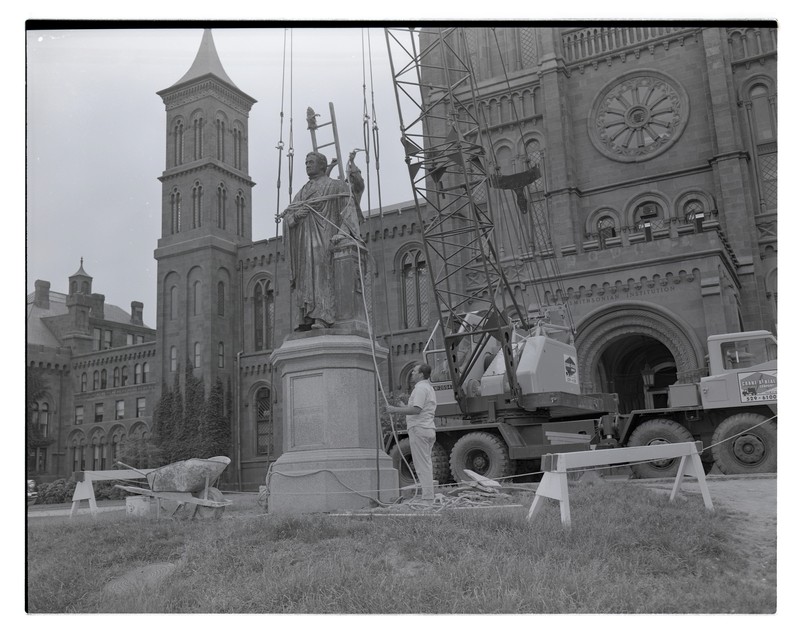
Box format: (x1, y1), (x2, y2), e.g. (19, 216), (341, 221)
(65, 258), (93, 333)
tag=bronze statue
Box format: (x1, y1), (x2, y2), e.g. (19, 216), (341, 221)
(278, 151), (364, 331)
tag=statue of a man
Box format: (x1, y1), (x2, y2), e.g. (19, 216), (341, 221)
(279, 151), (364, 331)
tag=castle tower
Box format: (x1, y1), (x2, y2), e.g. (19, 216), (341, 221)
(62, 258), (94, 352)
(154, 29), (257, 392)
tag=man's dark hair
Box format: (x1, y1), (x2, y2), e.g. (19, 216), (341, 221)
(307, 151), (328, 168)
(418, 363), (432, 380)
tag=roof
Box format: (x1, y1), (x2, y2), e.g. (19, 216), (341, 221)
(26, 289), (153, 348)
(165, 29), (242, 93)
(70, 257), (91, 279)
(26, 292), (65, 347)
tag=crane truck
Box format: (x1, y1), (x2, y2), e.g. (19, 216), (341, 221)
(387, 321), (777, 485)
(382, 27), (777, 487)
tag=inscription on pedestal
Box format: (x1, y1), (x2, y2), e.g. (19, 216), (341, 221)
(289, 372), (325, 449)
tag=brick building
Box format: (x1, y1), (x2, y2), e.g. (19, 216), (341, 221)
(27, 26), (777, 489)
(26, 263), (156, 482)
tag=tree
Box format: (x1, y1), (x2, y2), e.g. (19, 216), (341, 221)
(26, 368), (48, 471)
(200, 378), (231, 458)
(151, 381), (173, 465)
(182, 359), (205, 458)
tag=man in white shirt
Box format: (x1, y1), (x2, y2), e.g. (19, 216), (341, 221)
(386, 362), (437, 502)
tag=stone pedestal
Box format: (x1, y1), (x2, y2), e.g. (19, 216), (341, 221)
(267, 334), (398, 514)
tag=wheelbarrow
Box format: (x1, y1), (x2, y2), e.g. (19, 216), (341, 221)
(115, 456), (232, 520)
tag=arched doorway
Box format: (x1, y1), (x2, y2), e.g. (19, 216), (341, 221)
(576, 301), (705, 414)
(596, 334), (676, 413)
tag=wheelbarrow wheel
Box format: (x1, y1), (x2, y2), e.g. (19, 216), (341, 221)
(192, 487), (225, 520)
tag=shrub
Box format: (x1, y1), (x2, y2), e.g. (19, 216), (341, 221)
(93, 481), (130, 501)
(36, 478), (76, 504)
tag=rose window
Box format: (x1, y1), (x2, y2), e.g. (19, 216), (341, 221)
(589, 71), (689, 163)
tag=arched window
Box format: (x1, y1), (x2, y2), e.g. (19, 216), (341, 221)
(401, 250), (430, 329)
(92, 434), (103, 470)
(113, 367), (120, 388)
(253, 279), (275, 351)
(93, 371), (100, 390)
(218, 342), (225, 368)
(143, 362), (149, 384)
(682, 199), (705, 223)
(597, 216), (617, 248)
(235, 192), (245, 236)
(173, 119), (184, 165)
(121, 366), (128, 386)
(192, 281), (201, 316)
(633, 201), (663, 230)
(217, 183), (227, 229)
(747, 82), (777, 210)
(111, 432), (124, 464)
(81, 372), (87, 392)
(171, 189), (182, 234)
(255, 387), (273, 456)
(216, 117), (226, 161)
(192, 182), (203, 228)
(170, 346), (177, 372)
(70, 281), (77, 294)
(31, 402), (49, 439)
(194, 342), (202, 369)
(233, 125), (243, 169)
(217, 281), (225, 316)
(170, 286), (178, 320)
(100, 369), (107, 389)
(71, 435), (86, 472)
(134, 363), (142, 385)
(193, 115), (204, 161)
(750, 84), (774, 142)
(39, 402), (49, 438)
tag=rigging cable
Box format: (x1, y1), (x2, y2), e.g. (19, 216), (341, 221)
(361, 28), (419, 497)
(489, 27), (576, 334)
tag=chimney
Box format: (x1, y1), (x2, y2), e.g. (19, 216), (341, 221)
(90, 293), (105, 319)
(131, 301), (143, 326)
(34, 280), (50, 309)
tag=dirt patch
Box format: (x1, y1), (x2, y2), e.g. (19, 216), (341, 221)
(103, 562), (178, 596)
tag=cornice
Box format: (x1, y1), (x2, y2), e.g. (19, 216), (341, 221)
(159, 76), (255, 116)
(159, 159), (255, 187)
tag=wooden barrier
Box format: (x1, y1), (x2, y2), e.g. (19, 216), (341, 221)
(526, 441), (713, 529)
(70, 469), (154, 517)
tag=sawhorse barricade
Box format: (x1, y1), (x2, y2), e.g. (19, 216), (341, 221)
(526, 441), (713, 529)
(70, 469), (154, 517)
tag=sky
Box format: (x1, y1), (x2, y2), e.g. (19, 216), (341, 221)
(26, 25), (417, 327)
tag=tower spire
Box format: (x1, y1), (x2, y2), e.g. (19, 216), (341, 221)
(168, 28), (241, 91)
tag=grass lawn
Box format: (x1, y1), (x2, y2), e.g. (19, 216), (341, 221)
(26, 481), (775, 614)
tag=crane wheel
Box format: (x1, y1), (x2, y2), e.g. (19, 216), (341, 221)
(449, 432), (513, 484)
(389, 439), (452, 486)
(711, 413), (776, 475)
(627, 419), (694, 479)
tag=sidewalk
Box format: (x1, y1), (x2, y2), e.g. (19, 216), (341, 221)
(27, 500), (127, 518)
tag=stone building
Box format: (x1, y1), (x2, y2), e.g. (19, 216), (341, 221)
(27, 26), (777, 489)
(26, 264), (156, 482)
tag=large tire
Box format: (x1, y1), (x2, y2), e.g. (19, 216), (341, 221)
(449, 431), (513, 483)
(627, 419), (694, 479)
(389, 438), (451, 486)
(711, 413), (777, 475)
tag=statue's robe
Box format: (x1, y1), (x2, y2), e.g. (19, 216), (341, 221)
(283, 175), (353, 326)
